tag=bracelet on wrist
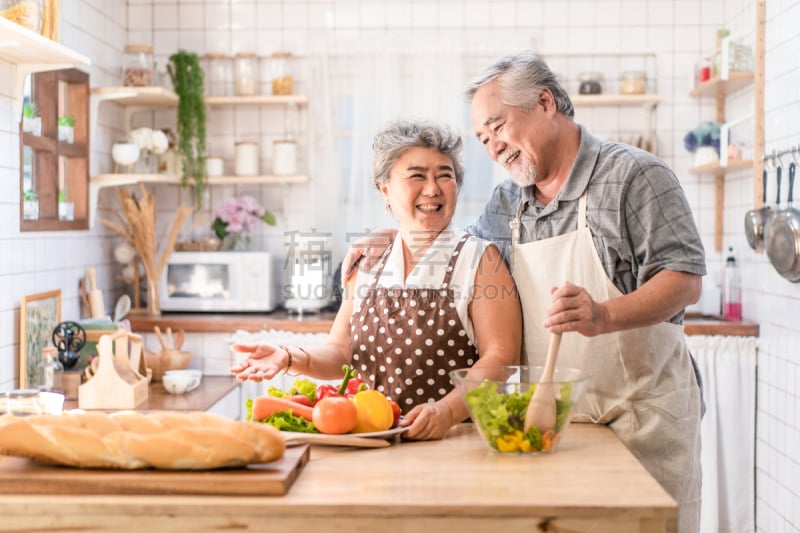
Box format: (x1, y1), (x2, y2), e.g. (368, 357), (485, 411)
(278, 344), (293, 374)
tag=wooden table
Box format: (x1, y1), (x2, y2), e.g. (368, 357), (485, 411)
(0, 423), (676, 532)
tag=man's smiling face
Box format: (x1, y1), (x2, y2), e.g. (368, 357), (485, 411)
(471, 80), (549, 188)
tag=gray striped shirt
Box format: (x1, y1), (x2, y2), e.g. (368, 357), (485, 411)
(466, 125), (706, 324)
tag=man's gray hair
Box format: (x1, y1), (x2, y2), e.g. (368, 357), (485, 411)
(465, 51), (575, 118)
(372, 119), (464, 190)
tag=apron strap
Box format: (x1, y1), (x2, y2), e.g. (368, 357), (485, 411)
(440, 234), (470, 289)
(366, 239), (395, 294)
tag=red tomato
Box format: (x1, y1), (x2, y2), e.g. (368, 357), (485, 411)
(312, 396), (357, 434)
(389, 400), (401, 428)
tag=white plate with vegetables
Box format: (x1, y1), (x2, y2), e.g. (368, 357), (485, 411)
(247, 371), (406, 447)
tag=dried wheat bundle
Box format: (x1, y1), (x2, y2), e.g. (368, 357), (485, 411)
(100, 184), (192, 312)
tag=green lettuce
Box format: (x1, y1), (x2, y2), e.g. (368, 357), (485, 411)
(464, 380), (574, 452)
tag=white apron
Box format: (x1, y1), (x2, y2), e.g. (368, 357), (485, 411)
(510, 192), (702, 533)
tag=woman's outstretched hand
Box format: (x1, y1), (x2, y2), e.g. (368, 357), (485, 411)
(229, 343), (288, 382)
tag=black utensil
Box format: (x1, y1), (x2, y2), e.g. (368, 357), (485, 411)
(52, 321), (87, 369)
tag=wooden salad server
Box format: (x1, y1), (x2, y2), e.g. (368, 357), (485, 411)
(523, 333), (562, 433)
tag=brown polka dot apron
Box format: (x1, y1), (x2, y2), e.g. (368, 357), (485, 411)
(350, 235), (479, 410)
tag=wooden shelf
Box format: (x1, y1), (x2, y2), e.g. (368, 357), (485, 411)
(89, 173), (309, 227)
(90, 87), (308, 108)
(571, 94), (662, 108)
(0, 17), (91, 118)
(205, 94), (308, 106)
(89, 86), (311, 226)
(92, 173), (308, 186)
(90, 87), (308, 138)
(689, 72), (755, 99)
(206, 174), (309, 184)
(90, 86), (179, 107)
(688, 159), (754, 175)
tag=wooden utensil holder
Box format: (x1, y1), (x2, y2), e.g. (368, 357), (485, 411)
(79, 329), (148, 410)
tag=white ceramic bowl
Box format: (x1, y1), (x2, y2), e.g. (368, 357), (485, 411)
(112, 142), (140, 167)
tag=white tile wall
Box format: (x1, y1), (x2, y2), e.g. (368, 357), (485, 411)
(1, 1), (798, 530)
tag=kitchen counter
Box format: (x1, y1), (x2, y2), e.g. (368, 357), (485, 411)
(131, 310), (758, 337)
(128, 309), (336, 334)
(0, 423), (675, 532)
(63, 376), (240, 412)
(683, 314), (759, 337)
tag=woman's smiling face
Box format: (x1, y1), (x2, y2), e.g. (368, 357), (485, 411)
(380, 146), (458, 237)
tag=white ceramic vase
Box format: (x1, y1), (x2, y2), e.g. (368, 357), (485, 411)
(112, 142), (140, 173)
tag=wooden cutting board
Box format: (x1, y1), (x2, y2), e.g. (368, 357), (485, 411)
(0, 444), (309, 496)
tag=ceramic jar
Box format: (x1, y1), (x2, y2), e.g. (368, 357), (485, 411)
(273, 139), (297, 175)
(235, 142), (259, 176)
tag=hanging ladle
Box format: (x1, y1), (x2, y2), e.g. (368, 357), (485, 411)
(524, 332), (562, 433)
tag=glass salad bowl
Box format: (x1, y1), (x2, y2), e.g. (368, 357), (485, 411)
(450, 365), (590, 455)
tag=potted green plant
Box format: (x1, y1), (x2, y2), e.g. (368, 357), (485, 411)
(167, 50), (207, 207)
(22, 102), (41, 136)
(23, 189), (39, 220)
(58, 115), (75, 144)
(58, 189), (74, 221)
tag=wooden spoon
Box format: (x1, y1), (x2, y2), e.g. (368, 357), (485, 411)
(153, 326), (169, 351)
(523, 333), (562, 433)
(174, 329), (185, 351)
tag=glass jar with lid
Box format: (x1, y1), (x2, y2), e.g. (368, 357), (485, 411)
(204, 52), (232, 96)
(578, 72), (604, 95)
(619, 71), (647, 95)
(123, 44), (154, 87)
(269, 51), (294, 95)
(1, 389), (43, 416)
(1, 0), (43, 32)
(234, 51), (259, 96)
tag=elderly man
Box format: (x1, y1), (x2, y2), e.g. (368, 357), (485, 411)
(466, 51), (705, 533)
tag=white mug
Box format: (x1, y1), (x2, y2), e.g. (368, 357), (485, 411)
(162, 371), (201, 394)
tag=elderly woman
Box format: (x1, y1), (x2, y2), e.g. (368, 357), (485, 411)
(230, 119), (521, 440)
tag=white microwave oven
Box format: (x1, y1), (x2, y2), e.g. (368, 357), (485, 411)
(160, 251), (276, 312)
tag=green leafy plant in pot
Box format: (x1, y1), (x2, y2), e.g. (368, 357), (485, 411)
(167, 50), (207, 207)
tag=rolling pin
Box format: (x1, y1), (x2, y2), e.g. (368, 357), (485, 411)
(87, 267), (106, 319)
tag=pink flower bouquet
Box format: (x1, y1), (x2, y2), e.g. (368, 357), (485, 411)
(211, 196), (276, 248)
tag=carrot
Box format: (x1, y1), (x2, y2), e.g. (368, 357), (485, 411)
(287, 394), (313, 407)
(252, 395), (314, 422)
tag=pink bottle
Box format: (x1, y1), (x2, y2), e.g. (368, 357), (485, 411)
(722, 247), (742, 321)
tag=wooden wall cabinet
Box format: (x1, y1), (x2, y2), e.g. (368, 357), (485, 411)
(20, 68), (90, 231)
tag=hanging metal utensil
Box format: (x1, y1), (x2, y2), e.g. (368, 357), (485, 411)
(764, 160), (782, 253)
(744, 165), (773, 253)
(766, 160), (800, 282)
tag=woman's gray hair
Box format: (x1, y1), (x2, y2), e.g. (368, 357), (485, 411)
(465, 51), (574, 118)
(372, 119), (464, 190)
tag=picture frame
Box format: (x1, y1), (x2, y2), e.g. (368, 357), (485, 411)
(20, 289), (61, 389)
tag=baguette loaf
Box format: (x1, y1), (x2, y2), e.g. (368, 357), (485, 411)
(0, 411), (285, 470)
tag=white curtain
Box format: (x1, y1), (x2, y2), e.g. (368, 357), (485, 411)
(305, 38), (498, 260)
(687, 335), (757, 533)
